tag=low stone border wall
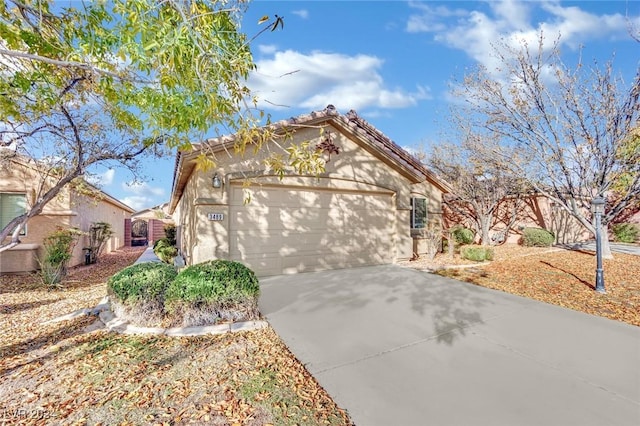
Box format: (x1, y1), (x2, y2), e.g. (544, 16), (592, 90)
(98, 309), (268, 336)
(42, 296), (269, 337)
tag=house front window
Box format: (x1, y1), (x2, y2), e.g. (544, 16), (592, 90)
(0, 193), (27, 236)
(411, 197), (427, 229)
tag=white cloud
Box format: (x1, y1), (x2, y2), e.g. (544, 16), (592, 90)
(121, 196), (153, 211)
(86, 169), (115, 186)
(250, 49), (431, 111)
(258, 44), (278, 55)
(490, 0), (532, 31)
(405, 2), (467, 33)
(292, 9), (309, 19)
(122, 181), (165, 196)
(101, 169), (115, 185)
(407, 0), (636, 72)
(120, 181), (165, 210)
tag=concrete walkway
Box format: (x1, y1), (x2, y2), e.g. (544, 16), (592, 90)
(133, 246), (162, 264)
(259, 265), (640, 426)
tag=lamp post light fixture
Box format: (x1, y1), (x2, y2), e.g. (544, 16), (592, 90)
(212, 173), (222, 189)
(591, 196), (606, 294)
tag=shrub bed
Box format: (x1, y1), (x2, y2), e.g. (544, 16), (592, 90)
(521, 227), (555, 247)
(452, 226), (475, 245)
(153, 238), (178, 264)
(107, 262), (178, 326)
(461, 245), (495, 262)
(165, 260), (260, 327)
(612, 223), (639, 243)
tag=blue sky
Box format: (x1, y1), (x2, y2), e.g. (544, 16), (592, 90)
(95, 0), (640, 211)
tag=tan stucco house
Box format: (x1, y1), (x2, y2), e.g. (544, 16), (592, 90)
(169, 106), (449, 276)
(0, 155), (134, 273)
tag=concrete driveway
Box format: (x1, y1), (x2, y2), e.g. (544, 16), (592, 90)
(259, 265), (640, 426)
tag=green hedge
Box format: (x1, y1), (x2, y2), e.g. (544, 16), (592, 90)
(166, 260), (259, 304)
(521, 228), (555, 247)
(612, 223), (639, 243)
(153, 237), (170, 250)
(165, 260), (260, 326)
(153, 237), (177, 264)
(107, 262), (177, 305)
(107, 259), (260, 327)
(452, 227), (475, 245)
(461, 246), (494, 262)
(164, 224), (177, 246)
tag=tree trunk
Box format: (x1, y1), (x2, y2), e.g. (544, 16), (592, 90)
(601, 224), (613, 259)
(479, 216), (491, 246)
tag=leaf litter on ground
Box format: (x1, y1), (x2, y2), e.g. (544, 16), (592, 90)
(426, 245), (640, 327)
(0, 247), (352, 426)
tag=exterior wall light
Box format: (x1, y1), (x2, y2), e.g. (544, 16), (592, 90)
(212, 173), (222, 189)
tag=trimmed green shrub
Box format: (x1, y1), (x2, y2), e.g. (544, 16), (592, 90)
(521, 227), (555, 247)
(156, 245), (178, 264)
(164, 224), (177, 246)
(39, 227), (83, 287)
(153, 237), (177, 263)
(85, 222), (114, 264)
(461, 245), (494, 262)
(153, 237), (171, 250)
(108, 262), (177, 304)
(612, 223), (639, 243)
(165, 260), (260, 327)
(107, 262), (178, 327)
(452, 226), (475, 245)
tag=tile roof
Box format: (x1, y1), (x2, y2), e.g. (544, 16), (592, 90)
(169, 106), (450, 212)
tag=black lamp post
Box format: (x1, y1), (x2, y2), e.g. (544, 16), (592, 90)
(591, 196), (606, 294)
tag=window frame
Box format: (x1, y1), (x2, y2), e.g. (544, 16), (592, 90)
(0, 192), (28, 236)
(410, 197), (427, 229)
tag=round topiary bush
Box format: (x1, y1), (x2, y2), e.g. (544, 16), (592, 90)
(107, 262), (178, 326)
(461, 245), (495, 262)
(165, 260), (260, 327)
(521, 227), (555, 247)
(153, 237), (178, 264)
(452, 226), (475, 245)
(612, 223), (639, 243)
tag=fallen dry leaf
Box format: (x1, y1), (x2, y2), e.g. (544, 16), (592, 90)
(427, 245), (640, 326)
(1, 247), (352, 426)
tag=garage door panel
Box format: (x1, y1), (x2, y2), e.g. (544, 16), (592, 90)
(230, 185), (395, 276)
(232, 207), (347, 232)
(231, 231), (363, 255)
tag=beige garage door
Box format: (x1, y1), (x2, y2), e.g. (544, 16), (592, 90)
(229, 184), (395, 276)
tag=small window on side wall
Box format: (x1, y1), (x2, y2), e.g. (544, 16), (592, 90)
(411, 197), (427, 229)
(0, 193), (27, 236)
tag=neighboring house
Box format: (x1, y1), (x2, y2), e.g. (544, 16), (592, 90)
(169, 106), (449, 276)
(126, 203), (174, 247)
(443, 194), (591, 245)
(0, 156), (134, 274)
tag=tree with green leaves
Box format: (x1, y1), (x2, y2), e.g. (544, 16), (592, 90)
(454, 32), (640, 258)
(0, 0), (282, 251)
